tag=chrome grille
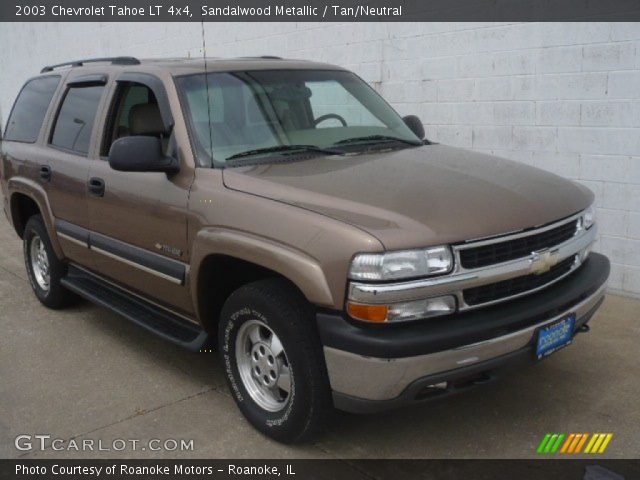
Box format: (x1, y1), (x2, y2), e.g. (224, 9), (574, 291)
(459, 219), (579, 269)
(463, 255), (578, 306)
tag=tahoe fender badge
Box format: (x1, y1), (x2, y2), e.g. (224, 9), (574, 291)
(155, 242), (182, 257)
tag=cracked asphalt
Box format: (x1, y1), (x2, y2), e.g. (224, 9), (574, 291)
(1, 208), (639, 461)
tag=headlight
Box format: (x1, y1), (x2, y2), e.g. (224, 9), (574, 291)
(347, 295), (456, 323)
(583, 204), (596, 230)
(349, 246), (453, 281)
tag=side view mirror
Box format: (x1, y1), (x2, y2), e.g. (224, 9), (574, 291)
(109, 136), (179, 174)
(403, 115), (425, 140)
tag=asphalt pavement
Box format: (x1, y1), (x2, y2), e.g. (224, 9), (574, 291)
(1, 213), (638, 461)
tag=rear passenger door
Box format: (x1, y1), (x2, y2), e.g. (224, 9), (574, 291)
(86, 73), (194, 315)
(44, 73), (108, 268)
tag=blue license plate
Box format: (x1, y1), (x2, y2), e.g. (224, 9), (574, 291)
(536, 314), (576, 359)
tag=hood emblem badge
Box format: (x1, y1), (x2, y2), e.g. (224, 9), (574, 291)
(529, 248), (560, 275)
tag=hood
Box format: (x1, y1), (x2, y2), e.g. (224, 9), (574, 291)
(222, 145), (593, 250)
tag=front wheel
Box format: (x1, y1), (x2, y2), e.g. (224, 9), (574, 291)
(218, 278), (332, 443)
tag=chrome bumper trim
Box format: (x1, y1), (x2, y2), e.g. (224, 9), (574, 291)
(348, 220), (596, 310)
(325, 282), (606, 401)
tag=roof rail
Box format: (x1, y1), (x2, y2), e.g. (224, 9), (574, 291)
(238, 55), (283, 60)
(41, 56), (140, 73)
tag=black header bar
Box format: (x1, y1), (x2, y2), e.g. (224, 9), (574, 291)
(3, 0), (640, 22)
(2, 459), (640, 480)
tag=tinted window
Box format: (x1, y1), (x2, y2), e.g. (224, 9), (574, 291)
(4, 76), (60, 143)
(116, 84), (153, 130)
(51, 85), (105, 154)
(102, 83), (158, 155)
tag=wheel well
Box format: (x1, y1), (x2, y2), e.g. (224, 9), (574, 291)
(196, 255), (302, 334)
(10, 193), (41, 238)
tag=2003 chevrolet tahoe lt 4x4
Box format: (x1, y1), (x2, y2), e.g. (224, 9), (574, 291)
(1, 56), (610, 443)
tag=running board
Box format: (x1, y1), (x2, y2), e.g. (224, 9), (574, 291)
(61, 266), (209, 351)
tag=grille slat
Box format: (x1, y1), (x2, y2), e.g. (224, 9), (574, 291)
(459, 220), (578, 269)
(463, 255), (577, 306)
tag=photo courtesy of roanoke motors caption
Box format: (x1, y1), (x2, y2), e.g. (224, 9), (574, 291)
(0, 0), (639, 478)
(14, 463), (295, 476)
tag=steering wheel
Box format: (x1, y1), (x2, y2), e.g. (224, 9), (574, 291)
(314, 113), (347, 127)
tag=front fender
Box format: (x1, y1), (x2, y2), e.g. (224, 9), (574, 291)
(190, 227), (335, 309)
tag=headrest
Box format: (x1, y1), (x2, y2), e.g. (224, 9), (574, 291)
(129, 103), (165, 136)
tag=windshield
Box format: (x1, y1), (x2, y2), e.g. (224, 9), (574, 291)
(175, 69), (421, 166)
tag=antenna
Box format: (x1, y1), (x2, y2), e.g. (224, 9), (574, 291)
(200, 22), (215, 166)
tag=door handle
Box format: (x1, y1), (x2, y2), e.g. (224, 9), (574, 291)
(88, 177), (105, 197)
(39, 165), (52, 182)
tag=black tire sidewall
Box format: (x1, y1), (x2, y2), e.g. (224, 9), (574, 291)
(23, 215), (68, 306)
(219, 289), (322, 442)
(24, 216), (51, 301)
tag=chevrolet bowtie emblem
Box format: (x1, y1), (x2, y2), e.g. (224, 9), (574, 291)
(529, 249), (560, 275)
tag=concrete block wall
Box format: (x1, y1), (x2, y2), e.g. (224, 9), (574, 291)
(1, 22), (639, 297)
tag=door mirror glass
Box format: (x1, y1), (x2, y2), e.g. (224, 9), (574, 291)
(402, 115), (425, 140)
(108, 136), (178, 174)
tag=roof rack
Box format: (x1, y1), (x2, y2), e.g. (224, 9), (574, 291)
(41, 56), (140, 73)
(238, 56), (283, 60)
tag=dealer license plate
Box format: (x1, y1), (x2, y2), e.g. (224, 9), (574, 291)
(536, 314), (576, 359)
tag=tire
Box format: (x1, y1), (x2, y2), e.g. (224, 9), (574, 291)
(23, 214), (78, 309)
(218, 278), (333, 443)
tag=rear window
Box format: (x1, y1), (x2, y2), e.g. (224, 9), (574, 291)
(4, 76), (60, 143)
(50, 85), (105, 155)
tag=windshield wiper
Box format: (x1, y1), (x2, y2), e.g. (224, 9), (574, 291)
(333, 135), (422, 147)
(226, 144), (344, 161)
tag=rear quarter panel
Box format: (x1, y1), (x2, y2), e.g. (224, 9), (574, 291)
(2, 142), (64, 258)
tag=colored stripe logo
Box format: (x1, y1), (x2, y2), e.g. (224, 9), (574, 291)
(537, 433), (612, 454)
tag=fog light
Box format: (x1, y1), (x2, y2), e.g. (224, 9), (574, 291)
(347, 295), (456, 323)
(580, 244), (592, 262)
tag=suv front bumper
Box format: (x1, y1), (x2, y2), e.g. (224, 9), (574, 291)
(317, 253), (609, 413)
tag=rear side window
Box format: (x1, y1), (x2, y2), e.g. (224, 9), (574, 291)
(4, 76), (60, 143)
(50, 85), (105, 155)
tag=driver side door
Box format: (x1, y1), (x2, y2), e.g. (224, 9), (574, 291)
(86, 73), (195, 316)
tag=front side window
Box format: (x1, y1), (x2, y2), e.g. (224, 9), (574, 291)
(176, 70), (421, 166)
(102, 82), (165, 155)
(50, 85), (105, 155)
(4, 76), (60, 143)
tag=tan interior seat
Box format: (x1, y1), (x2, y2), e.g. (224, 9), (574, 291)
(128, 103), (168, 151)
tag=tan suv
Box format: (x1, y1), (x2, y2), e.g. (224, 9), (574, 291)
(1, 56), (609, 443)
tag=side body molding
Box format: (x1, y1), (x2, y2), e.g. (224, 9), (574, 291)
(190, 228), (335, 309)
